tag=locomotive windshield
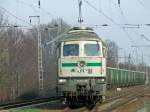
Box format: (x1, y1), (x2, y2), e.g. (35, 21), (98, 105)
(63, 44), (79, 56)
(84, 44), (100, 56)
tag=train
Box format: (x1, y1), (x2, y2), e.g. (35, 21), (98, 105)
(0, 26), (146, 107)
(56, 26), (146, 107)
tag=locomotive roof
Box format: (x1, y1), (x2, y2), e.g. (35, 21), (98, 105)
(57, 26), (107, 46)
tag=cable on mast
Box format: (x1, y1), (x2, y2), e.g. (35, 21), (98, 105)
(78, 0), (83, 25)
(118, 0), (120, 7)
(29, 18), (32, 23)
(38, 0), (41, 8)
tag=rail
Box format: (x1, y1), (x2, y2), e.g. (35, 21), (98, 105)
(0, 96), (60, 110)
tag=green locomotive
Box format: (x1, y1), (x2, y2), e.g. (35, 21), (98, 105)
(56, 26), (146, 106)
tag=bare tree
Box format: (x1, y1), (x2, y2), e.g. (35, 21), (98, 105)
(106, 39), (119, 67)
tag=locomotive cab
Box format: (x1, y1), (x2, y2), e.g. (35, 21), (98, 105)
(57, 26), (107, 106)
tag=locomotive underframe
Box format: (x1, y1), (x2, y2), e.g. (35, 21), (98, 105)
(58, 77), (106, 106)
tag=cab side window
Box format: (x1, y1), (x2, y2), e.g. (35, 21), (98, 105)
(103, 47), (107, 57)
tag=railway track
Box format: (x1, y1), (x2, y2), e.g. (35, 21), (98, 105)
(97, 86), (149, 112)
(64, 84), (149, 112)
(0, 96), (59, 110)
(105, 85), (146, 103)
(2, 85), (149, 112)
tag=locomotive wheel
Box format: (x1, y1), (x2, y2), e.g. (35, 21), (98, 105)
(86, 102), (96, 110)
(68, 101), (75, 108)
(67, 99), (75, 108)
(98, 96), (103, 104)
(86, 97), (96, 110)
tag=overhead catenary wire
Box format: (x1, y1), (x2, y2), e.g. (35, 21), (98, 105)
(16, 0), (55, 18)
(89, 23), (150, 28)
(136, 0), (150, 13)
(108, 0), (129, 26)
(0, 6), (57, 31)
(0, 10), (33, 49)
(0, 6), (33, 27)
(122, 28), (136, 45)
(134, 0), (150, 64)
(83, 0), (132, 28)
(114, 1), (128, 23)
(0, 24), (34, 31)
(110, 0), (147, 64)
(83, 0), (121, 27)
(118, 0), (150, 58)
(110, 0), (139, 45)
(83, 0), (137, 45)
(83, 0), (150, 49)
(110, 0), (150, 49)
(141, 34), (150, 42)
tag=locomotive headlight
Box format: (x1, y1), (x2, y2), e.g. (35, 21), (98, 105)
(96, 78), (105, 83)
(58, 79), (67, 84)
(101, 79), (105, 82)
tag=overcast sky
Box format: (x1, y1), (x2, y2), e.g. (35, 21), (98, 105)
(1, 0), (150, 65)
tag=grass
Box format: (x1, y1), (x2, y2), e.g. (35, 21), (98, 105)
(10, 109), (47, 112)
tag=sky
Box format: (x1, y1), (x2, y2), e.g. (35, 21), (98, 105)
(1, 0), (150, 65)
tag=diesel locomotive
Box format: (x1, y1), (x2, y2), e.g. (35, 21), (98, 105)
(57, 26), (107, 106)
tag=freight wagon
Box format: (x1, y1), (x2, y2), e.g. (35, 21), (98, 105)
(107, 67), (146, 88)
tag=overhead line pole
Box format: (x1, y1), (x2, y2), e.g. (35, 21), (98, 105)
(37, 15), (44, 96)
(37, 0), (44, 96)
(29, 0), (43, 96)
